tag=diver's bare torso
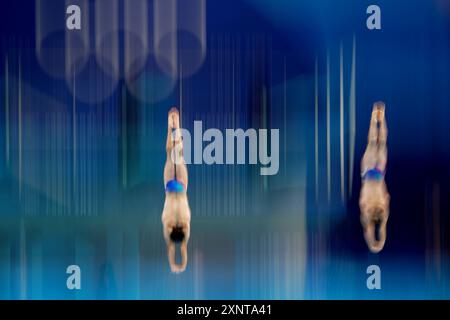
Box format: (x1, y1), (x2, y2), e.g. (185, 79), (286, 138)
(360, 181), (389, 210)
(162, 193), (191, 231)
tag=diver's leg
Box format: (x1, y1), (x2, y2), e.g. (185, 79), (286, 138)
(167, 107), (188, 187)
(361, 110), (379, 176)
(167, 242), (179, 273)
(368, 107), (379, 145)
(177, 241), (188, 273)
(164, 108), (183, 186)
(377, 116), (388, 172)
(164, 130), (175, 187)
(175, 160), (188, 189)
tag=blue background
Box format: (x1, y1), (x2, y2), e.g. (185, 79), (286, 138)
(0, 0), (449, 299)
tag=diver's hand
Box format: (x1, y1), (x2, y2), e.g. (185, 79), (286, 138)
(361, 212), (387, 254)
(170, 264), (186, 274)
(168, 242), (187, 274)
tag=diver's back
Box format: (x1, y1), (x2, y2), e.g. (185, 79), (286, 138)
(162, 192), (191, 224)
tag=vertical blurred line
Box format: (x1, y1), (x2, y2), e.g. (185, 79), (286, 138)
(52, 114), (56, 216)
(63, 112), (67, 216)
(284, 57), (287, 182)
(122, 86), (127, 188)
(349, 36), (356, 197)
(73, 67), (77, 215)
(326, 51), (331, 202)
(262, 86), (268, 191)
(340, 42), (345, 203)
(0, 241), (11, 299)
(57, 112), (61, 215)
(218, 37), (222, 215)
(180, 63), (183, 127)
(44, 114), (48, 216)
(314, 57), (319, 202)
(273, 234), (280, 298)
(232, 47), (236, 215)
(224, 38), (229, 215)
(19, 54), (23, 197)
(284, 235), (290, 298)
(88, 113), (92, 216)
(81, 113), (84, 216)
(29, 234), (42, 299)
(193, 248), (203, 299)
(62, 112), (71, 216)
(232, 52), (235, 126)
(433, 182), (441, 280)
(5, 55), (10, 166)
(20, 219), (26, 299)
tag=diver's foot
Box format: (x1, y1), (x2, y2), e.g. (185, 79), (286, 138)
(371, 110), (379, 124)
(373, 101), (385, 122)
(168, 107), (180, 129)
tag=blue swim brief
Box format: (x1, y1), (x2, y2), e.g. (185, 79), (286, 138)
(166, 179), (186, 193)
(362, 168), (385, 181)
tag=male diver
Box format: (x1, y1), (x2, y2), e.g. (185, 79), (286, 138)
(359, 101), (390, 253)
(162, 107), (191, 273)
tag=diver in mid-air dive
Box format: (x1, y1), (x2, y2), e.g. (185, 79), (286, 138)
(162, 107), (191, 273)
(359, 102), (390, 253)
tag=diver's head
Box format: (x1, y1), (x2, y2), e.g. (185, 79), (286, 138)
(170, 225), (185, 243)
(360, 206), (384, 228)
(361, 206), (388, 253)
(371, 206), (385, 221)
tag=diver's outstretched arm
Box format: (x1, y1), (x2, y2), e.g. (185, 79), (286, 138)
(179, 241), (188, 272)
(175, 224), (190, 273)
(361, 212), (387, 253)
(167, 242), (188, 274)
(167, 243), (178, 273)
